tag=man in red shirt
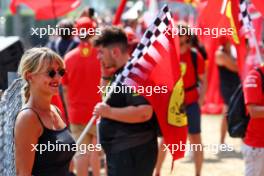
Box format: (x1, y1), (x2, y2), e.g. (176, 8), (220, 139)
(242, 66), (264, 176)
(62, 17), (101, 176)
(179, 24), (206, 176)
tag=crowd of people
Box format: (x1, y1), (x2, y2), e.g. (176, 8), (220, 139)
(8, 4), (264, 176)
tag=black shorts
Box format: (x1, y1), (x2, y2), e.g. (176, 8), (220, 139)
(105, 139), (158, 176)
(186, 102), (201, 134)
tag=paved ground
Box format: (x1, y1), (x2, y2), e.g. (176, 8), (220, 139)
(160, 115), (244, 176)
(97, 115), (244, 176)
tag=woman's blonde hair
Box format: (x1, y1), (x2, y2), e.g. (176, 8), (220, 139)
(18, 47), (64, 104)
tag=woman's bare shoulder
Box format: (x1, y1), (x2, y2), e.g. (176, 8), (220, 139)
(15, 108), (43, 137)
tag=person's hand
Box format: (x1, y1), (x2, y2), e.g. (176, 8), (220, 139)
(215, 51), (229, 67)
(198, 96), (204, 107)
(215, 57), (224, 66)
(93, 102), (112, 117)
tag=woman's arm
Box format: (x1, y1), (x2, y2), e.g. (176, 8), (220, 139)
(15, 110), (42, 176)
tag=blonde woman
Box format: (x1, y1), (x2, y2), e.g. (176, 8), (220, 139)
(15, 47), (75, 176)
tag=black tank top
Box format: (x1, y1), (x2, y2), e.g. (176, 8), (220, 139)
(20, 107), (76, 176)
(218, 66), (240, 89)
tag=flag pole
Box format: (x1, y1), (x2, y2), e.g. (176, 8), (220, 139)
(76, 88), (112, 146)
(220, 0), (228, 14)
(76, 81), (120, 145)
(76, 115), (97, 145)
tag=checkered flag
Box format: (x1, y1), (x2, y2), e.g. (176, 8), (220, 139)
(239, 0), (253, 34)
(108, 4), (174, 92)
(105, 4), (188, 161)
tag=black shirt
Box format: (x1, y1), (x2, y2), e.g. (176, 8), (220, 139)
(218, 66), (240, 88)
(32, 127), (75, 176)
(99, 67), (158, 153)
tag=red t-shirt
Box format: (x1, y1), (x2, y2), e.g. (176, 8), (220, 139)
(243, 67), (264, 147)
(180, 48), (205, 105)
(62, 42), (101, 124)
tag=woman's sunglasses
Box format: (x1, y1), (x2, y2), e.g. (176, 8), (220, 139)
(47, 69), (65, 78)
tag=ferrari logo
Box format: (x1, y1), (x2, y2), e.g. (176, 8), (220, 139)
(168, 78), (187, 127)
(81, 47), (90, 57)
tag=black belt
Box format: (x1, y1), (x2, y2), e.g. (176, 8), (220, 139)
(184, 84), (198, 92)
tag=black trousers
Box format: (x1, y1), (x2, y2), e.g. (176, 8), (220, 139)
(106, 139), (158, 176)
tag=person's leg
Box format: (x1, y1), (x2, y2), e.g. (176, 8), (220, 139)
(68, 160), (75, 176)
(133, 139), (158, 176)
(103, 152), (107, 175)
(106, 149), (134, 176)
(241, 144), (264, 176)
(74, 153), (90, 176)
(189, 134), (203, 176)
(259, 149), (264, 176)
(220, 105), (228, 144)
(70, 124), (91, 176)
(106, 139), (157, 176)
(89, 136), (101, 176)
(255, 149), (264, 176)
(186, 103), (203, 176)
(154, 138), (166, 176)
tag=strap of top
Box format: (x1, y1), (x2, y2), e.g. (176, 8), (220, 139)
(20, 107), (45, 128)
(53, 105), (62, 117)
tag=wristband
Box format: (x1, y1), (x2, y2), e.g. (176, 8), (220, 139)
(101, 76), (112, 81)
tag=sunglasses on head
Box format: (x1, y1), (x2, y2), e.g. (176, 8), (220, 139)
(47, 69), (65, 78)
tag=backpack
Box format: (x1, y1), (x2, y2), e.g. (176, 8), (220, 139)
(0, 78), (23, 176)
(227, 68), (264, 138)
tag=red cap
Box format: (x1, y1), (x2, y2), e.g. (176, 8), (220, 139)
(75, 17), (96, 31)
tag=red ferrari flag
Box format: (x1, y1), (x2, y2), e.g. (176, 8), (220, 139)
(251, 0), (264, 17)
(110, 5), (188, 160)
(198, 0), (251, 76)
(10, 0), (80, 20)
